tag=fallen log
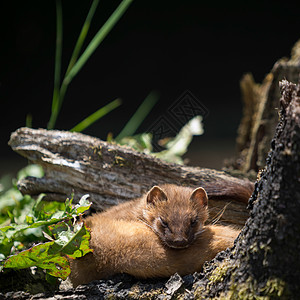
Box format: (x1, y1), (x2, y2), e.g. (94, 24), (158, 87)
(8, 127), (253, 226)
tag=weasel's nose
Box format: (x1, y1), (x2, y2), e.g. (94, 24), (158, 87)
(169, 237), (189, 249)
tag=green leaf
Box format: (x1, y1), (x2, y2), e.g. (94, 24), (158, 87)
(67, 224), (92, 259)
(0, 230), (14, 258)
(17, 164), (44, 181)
(36, 201), (65, 220)
(75, 194), (91, 214)
(4, 242), (54, 269)
(0, 189), (23, 213)
(65, 0), (100, 75)
(48, 220), (92, 259)
(2, 219), (92, 279)
(48, 0), (63, 130)
(40, 256), (70, 279)
(153, 115), (204, 164)
(118, 133), (153, 153)
(48, 0), (134, 130)
(64, 0), (134, 86)
(1, 171), (92, 279)
(25, 216), (34, 225)
(3, 241), (71, 279)
(70, 98), (122, 132)
(116, 91), (159, 141)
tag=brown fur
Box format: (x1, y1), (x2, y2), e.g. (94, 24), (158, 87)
(69, 185), (240, 287)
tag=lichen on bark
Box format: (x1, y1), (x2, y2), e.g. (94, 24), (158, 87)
(188, 79), (300, 300)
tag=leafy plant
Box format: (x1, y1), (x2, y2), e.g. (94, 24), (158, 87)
(153, 115), (204, 164)
(0, 165), (92, 280)
(118, 115), (204, 164)
(0, 194), (92, 280)
(0, 0), (205, 287)
(0, 165), (44, 227)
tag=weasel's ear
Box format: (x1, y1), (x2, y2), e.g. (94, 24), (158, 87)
(189, 187), (208, 208)
(146, 186), (167, 206)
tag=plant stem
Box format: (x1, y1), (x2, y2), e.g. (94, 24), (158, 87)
(64, 0), (133, 85)
(70, 98), (122, 132)
(115, 91), (159, 141)
(26, 114), (32, 128)
(48, 0), (133, 130)
(66, 0), (100, 76)
(48, 0), (63, 130)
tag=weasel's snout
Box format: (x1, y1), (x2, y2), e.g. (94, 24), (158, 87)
(166, 237), (190, 249)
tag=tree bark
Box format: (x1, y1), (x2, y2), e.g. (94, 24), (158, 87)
(233, 40), (300, 173)
(8, 127), (253, 227)
(188, 79), (300, 299)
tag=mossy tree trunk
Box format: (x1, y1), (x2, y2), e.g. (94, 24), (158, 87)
(190, 79), (300, 299)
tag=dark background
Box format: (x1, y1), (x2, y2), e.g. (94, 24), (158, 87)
(1, 0), (300, 176)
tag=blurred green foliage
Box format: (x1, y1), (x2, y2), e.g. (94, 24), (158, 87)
(0, 166), (92, 281)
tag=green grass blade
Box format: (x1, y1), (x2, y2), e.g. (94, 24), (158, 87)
(116, 91), (159, 141)
(48, 0), (63, 130)
(25, 114), (32, 128)
(65, 0), (100, 76)
(64, 0), (133, 85)
(70, 98), (122, 132)
(56, 0), (100, 119)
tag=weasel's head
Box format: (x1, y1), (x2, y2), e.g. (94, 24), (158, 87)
(143, 185), (208, 249)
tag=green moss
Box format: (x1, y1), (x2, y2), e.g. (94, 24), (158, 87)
(105, 294), (116, 300)
(97, 147), (103, 158)
(197, 253), (288, 300)
(249, 241), (259, 254)
(208, 260), (232, 284)
(113, 155), (133, 168)
(193, 285), (206, 299)
(261, 278), (287, 298)
(249, 240), (272, 268)
(114, 155), (126, 166)
(127, 284), (165, 299)
(91, 145), (103, 158)
(219, 276), (289, 300)
(127, 285), (188, 299)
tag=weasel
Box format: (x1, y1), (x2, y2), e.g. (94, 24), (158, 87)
(100, 184), (209, 249)
(69, 185), (240, 286)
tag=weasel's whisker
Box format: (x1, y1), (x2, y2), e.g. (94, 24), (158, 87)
(195, 228), (206, 237)
(209, 202), (231, 225)
(138, 218), (156, 233)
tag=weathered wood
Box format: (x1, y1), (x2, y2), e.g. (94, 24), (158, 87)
(234, 40), (300, 172)
(8, 127), (253, 226)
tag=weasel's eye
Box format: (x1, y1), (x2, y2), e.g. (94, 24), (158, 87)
(159, 217), (169, 228)
(190, 218), (198, 227)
